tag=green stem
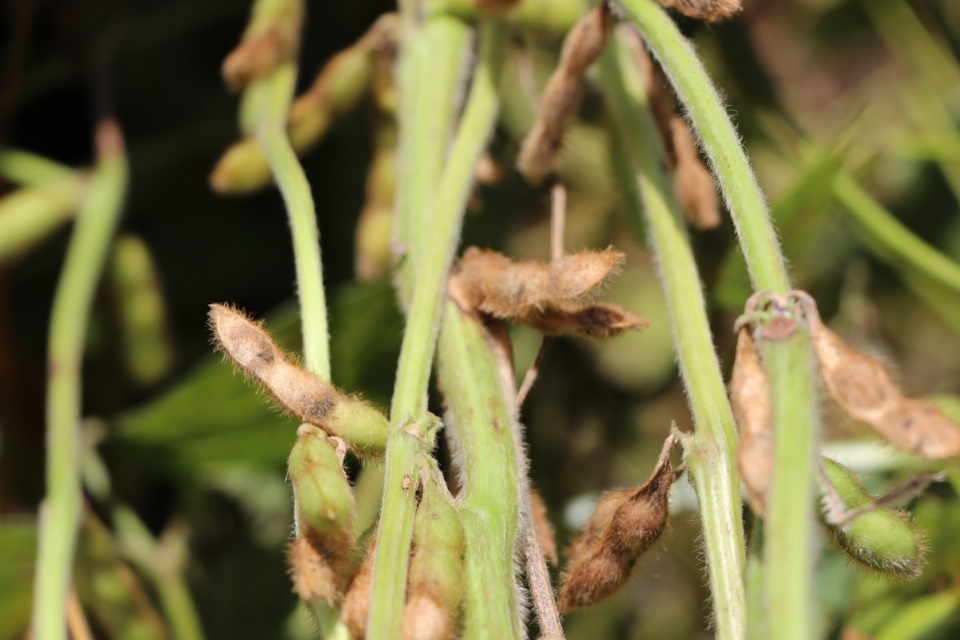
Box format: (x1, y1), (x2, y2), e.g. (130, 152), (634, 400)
(599, 33), (745, 640)
(367, 20), (506, 638)
(0, 148), (75, 185)
(393, 14), (473, 305)
(616, 2), (819, 636)
(831, 171), (960, 295)
(615, 0), (788, 292)
(436, 304), (523, 640)
(32, 121), (128, 640)
(250, 63), (331, 380)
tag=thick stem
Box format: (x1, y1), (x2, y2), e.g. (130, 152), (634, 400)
(599, 34), (745, 640)
(367, 20), (506, 638)
(437, 303), (523, 640)
(250, 63), (331, 380)
(32, 121), (128, 640)
(393, 15), (473, 305)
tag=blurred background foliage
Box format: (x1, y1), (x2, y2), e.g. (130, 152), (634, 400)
(3, 0), (960, 638)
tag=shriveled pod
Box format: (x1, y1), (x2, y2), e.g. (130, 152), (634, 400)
(452, 248), (648, 340)
(730, 327), (772, 515)
(558, 435), (675, 611)
(793, 291), (960, 460)
(657, 0), (742, 22)
(517, 3), (612, 184)
(401, 478), (466, 640)
(820, 458), (925, 579)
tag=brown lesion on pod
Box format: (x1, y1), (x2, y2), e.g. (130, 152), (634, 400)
(287, 526), (353, 606)
(449, 247), (648, 340)
(208, 304), (389, 455)
(792, 290), (960, 460)
(557, 435), (677, 612)
(517, 2), (613, 185)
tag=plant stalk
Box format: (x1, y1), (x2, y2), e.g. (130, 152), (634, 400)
(615, 1), (819, 636)
(32, 121), (128, 640)
(436, 304), (523, 640)
(599, 32), (745, 640)
(249, 62), (331, 380)
(367, 20), (506, 638)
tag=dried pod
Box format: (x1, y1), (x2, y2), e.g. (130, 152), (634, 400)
(531, 489), (558, 566)
(820, 458), (924, 579)
(401, 479), (466, 640)
(208, 304), (337, 424)
(517, 3), (612, 184)
(221, 0), (304, 91)
(288, 425), (354, 534)
(670, 117), (720, 230)
(456, 247), (624, 314)
(794, 291), (960, 459)
(287, 527), (352, 606)
(558, 436), (674, 611)
(342, 536), (376, 638)
(657, 0), (742, 22)
(730, 328), (772, 515)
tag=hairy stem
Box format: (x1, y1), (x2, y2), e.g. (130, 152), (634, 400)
(616, 2), (819, 636)
(367, 20), (506, 638)
(437, 304), (523, 640)
(249, 62), (331, 380)
(599, 32), (745, 640)
(32, 121), (128, 640)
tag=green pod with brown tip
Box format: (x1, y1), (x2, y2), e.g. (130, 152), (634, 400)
(288, 425), (354, 534)
(401, 480), (466, 640)
(821, 458), (924, 579)
(322, 396), (390, 456)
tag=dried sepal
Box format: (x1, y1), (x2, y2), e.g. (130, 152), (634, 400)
(670, 117), (720, 230)
(558, 435), (675, 612)
(402, 478), (466, 640)
(820, 458), (925, 579)
(531, 489), (558, 566)
(522, 301), (649, 339)
(793, 291), (960, 459)
(730, 328), (772, 515)
(517, 3), (612, 184)
(657, 0), (742, 22)
(341, 536), (376, 638)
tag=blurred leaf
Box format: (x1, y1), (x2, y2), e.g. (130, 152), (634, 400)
(0, 519), (37, 639)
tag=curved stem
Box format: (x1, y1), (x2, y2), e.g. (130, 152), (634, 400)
(599, 33), (746, 640)
(250, 63), (330, 380)
(32, 121), (128, 640)
(367, 20), (506, 638)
